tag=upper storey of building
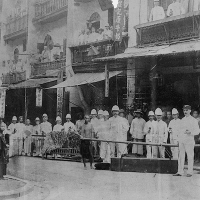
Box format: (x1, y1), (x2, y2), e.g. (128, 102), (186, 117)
(132, 0), (200, 47)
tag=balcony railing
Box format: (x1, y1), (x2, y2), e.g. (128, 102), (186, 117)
(31, 59), (66, 76)
(33, 0), (68, 24)
(135, 11), (200, 47)
(71, 37), (128, 65)
(2, 71), (26, 85)
(4, 15), (28, 41)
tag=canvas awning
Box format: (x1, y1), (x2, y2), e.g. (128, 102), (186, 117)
(9, 78), (57, 89)
(93, 40), (200, 62)
(50, 71), (122, 89)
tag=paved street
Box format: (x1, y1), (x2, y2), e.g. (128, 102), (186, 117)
(6, 156), (200, 200)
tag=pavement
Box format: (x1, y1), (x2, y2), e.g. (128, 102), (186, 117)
(4, 156), (200, 200)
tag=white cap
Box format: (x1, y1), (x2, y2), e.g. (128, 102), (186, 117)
(35, 117), (40, 121)
(148, 111), (155, 116)
(66, 114), (71, 119)
(172, 108), (179, 115)
(12, 116), (17, 121)
(112, 105), (120, 111)
(56, 116), (62, 121)
(91, 109), (97, 115)
(42, 113), (48, 117)
(155, 108), (162, 115)
(103, 111), (109, 116)
(98, 110), (104, 115)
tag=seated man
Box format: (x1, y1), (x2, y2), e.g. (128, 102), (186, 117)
(149, 0), (165, 22)
(167, 0), (185, 17)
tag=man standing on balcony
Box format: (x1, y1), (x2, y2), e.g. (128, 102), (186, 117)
(167, 0), (185, 17)
(149, 0), (165, 22)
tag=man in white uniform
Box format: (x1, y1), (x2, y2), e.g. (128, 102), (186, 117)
(130, 109), (146, 157)
(167, 0), (185, 17)
(143, 111), (155, 158)
(64, 114), (76, 134)
(53, 116), (64, 132)
(8, 116), (18, 157)
(168, 108), (181, 159)
(174, 105), (199, 177)
(15, 116), (26, 156)
(109, 105), (129, 158)
(40, 114), (52, 136)
(98, 110), (104, 122)
(153, 108), (168, 158)
(149, 0), (165, 22)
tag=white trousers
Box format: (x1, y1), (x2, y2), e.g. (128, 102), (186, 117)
(170, 139), (179, 159)
(132, 139), (143, 155)
(152, 146), (165, 158)
(100, 142), (111, 163)
(24, 137), (31, 154)
(178, 142), (194, 175)
(146, 138), (152, 158)
(110, 143), (127, 158)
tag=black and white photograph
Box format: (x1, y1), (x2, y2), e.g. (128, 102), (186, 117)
(0, 0), (200, 199)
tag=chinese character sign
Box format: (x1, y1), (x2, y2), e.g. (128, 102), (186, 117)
(114, 0), (125, 42)
(57, 88), (63, 118)
(0, 88), (6, 118)
(36, 88), (43, 107)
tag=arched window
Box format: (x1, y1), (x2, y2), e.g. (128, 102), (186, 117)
(87, 12), (101, 31)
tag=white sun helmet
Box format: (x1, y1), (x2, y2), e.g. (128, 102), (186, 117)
(155, 108), (162, 115)
(172, 108), (179, 115)
(66, 114), (71, 119)
(56, 116), (62, 121)
(103, 111), (109, 116)
(98, 110), (104, 115)
(12, 116), (17, 121)
(112, 105), (119, 111)
(148, 111), (155, 116)
(91, 109), (97, 115)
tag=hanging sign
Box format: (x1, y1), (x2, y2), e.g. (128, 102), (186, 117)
(0, 88), (6, 118)
(114, 0), (125, 42)
(57, 70), (64, 118)
(36, 88), (43, 107)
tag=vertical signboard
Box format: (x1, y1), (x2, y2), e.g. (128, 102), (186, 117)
(57, 70), (64, 118)
(0, 88), (6, 118)
(105, 63), (109, 97)
(114, 0), (125, 42)
(36, 88), (43, 107)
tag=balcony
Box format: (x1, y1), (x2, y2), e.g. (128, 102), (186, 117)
(31, 59), (66, 76)
(3, 15), (28, 41)
(33, 0), (68, 24)
(71, 36), (128, 65)
(135, 11), (200, 47)
(2, 71), (26, 85)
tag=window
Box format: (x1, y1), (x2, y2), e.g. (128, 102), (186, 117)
(23, 39), (27, 52)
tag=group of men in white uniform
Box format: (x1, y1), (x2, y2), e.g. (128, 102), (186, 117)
(92, 104), (198, 176)
(7, 113), (77, 157)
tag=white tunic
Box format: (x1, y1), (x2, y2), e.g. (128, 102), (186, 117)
(130, 118), (146, 140)
(40, 121), (52, 135)
(143, 120), (156, 142)
(168, 118), (181, 141)
(63, 121), (76, 133)
(15, 123), (26, 139)
(149, 6), (165, 21)
(179, 115), (199, 144)
(167, 2), (185, 17)
(109, 116), (129, 141)
(153, 120), (168, 143)
(53, 124), (64, 132)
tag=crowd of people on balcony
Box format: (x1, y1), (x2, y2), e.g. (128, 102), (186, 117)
(76, 24), (128, 46)
(149, 0), (200, 22)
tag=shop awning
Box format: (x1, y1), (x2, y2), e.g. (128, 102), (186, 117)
(93, 40), (200, 62)
(9, 78), (57, 89)
(50, 71), (122, 89)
